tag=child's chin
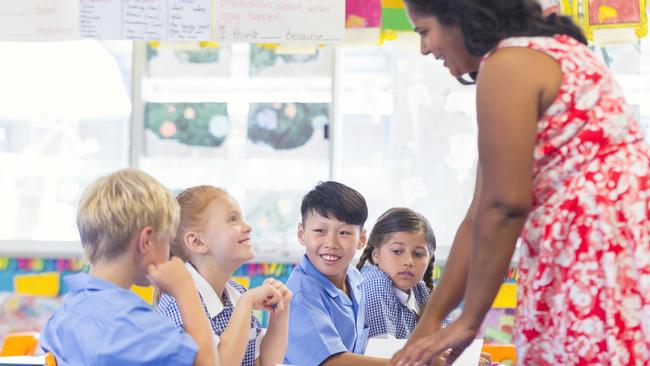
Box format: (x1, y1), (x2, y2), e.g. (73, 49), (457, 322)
(238, 248), (255, 262)
(315, 261), (343, 275)
(393, 279), (416, 292)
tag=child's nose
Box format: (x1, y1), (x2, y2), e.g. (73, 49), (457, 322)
(403, 255), (414, 267)
(323, 233), (340, 247)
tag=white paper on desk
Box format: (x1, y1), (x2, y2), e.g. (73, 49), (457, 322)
(0, 355), (46, 365)
(364, 338), (484, 366)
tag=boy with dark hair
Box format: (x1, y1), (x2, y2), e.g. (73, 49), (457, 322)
(284, 181), (387, 366)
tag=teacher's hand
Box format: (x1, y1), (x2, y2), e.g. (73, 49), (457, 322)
(388, 318), (477, 366)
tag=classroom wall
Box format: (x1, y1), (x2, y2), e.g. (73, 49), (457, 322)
(0, 256), (517, 343)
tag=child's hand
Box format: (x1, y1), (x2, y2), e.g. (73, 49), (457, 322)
(242, 280), (284, 313)
(264, 278), (292, 315)
(146, 257), (193, 298)
(263, 278), (292, 316)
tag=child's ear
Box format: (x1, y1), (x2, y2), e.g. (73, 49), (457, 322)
(184, 232), (208, 254)
(357, 228), (367, 250)
(371, 248), (379, 263)
(137, 226), (155, 254)
(297, 223), (305, 246)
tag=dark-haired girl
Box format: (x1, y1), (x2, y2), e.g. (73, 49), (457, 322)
(357, 208), (450, 340)
(390, 0), (650, 365)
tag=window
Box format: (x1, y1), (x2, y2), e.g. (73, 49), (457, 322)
(2, 29), (649, 261)
(139, 44), (332, 259)
(336, 43), (477, 254)
(0, 41), (132, 244)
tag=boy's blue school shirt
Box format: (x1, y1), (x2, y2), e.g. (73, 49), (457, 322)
(284, 255), (369, 366)
(40, 272), (198, 366)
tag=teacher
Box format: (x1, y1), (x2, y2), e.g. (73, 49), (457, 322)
(389, 0), (650, 365)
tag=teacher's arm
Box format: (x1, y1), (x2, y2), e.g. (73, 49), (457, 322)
(390, 46), (560, 365)
(460, 44), (563, 337)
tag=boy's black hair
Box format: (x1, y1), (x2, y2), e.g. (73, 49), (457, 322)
(301, 181), (368, 227)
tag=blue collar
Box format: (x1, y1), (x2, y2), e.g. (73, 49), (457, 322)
(64, 272), (124, 292)
(299, 254), (362, 302)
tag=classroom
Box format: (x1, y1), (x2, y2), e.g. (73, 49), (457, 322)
(1, 0), (649, 365)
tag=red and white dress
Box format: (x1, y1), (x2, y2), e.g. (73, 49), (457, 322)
(483, 35), (650, 365)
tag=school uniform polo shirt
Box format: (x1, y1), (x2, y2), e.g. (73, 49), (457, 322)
(360, 265), (452, 340)
(41, 272), (197, 366)
(156, 263), (263, 366)
(284, 255), (369, 366)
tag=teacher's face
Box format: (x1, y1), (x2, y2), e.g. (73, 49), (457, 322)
(406, 5), (480, 78)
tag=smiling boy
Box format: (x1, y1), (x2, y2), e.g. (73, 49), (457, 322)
(284, 181), (387, 366)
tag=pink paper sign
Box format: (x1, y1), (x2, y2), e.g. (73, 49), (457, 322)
(346, 0), (381, 28)
(588, 0), (640, 24)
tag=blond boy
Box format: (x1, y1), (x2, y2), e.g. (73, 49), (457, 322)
(40, 169), (218, 366)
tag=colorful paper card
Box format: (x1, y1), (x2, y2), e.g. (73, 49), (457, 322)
(491, 283), (517, 309)
(130, 285), (155, 305)
(381, 8), (412, 31)
(0, 332), (39, 356)
(483, 328), (513, 344)
(346, 0), (381, 28)
(583, 0), (648, 41)
(379, 0), (412, 42)
(231, 276), (251, 289)
(13, 272), (59, 297)
(381, 0), (406, 8)
(562, 0), (574, 15)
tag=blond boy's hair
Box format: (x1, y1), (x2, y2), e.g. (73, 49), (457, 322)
(76, 168), (180, 264)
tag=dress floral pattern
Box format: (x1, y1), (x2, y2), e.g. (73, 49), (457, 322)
(484, 35), (650, 365)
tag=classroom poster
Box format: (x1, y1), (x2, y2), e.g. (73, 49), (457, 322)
(79, 0), (211, 40)
(167, 0), (211, 41)
(214, 0), (345, 43)
(122, 0), (167, 40)
(583, 0), (647, 41)
(380, 0), (412, 33)
(79, 0), (121, 39)
(588, 0), (642, 24)
(0, 0), (79, 41)
(346, 0), (382, 28)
